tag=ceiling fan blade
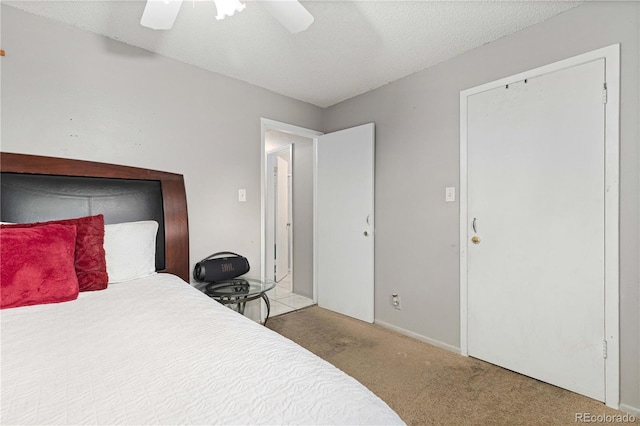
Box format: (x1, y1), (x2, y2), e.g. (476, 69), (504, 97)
(140, 0), (184, 30)
(260, 0), (314, 34)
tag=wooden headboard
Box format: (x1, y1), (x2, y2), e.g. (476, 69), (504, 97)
(0, 152), (190, 282)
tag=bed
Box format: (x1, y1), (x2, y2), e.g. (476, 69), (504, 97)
(0, 152), (403, 425)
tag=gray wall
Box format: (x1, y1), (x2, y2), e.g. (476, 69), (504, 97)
(324, 1), (639, 412)
(0, 5), (324, 289)
(291, 138), (313, 298)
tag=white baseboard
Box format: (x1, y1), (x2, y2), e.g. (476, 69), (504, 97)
(619, 403), (640, 417)
(374, 320), (460, 354)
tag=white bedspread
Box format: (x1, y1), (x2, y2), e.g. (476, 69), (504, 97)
(1, 274), (403, 425)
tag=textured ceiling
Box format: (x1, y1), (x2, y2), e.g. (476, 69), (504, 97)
(4, 0), (581, 107)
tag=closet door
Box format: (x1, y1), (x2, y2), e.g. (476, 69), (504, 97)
(466, 59), (606, 400)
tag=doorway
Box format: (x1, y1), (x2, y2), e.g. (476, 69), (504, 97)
(266, 146), (292, 285)
(261, 119), (376, 323)
(460, 45), (620, 408)
(263, 123), (319, 317)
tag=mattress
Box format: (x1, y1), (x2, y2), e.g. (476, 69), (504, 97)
(0, 274), (403, 425)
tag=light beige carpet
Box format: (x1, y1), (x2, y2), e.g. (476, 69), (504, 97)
(267, 306), (633, 426)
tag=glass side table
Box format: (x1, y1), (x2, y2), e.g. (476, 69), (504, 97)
(194, 278), (276, 325)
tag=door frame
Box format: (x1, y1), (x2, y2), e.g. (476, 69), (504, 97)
(260, 118), (323, 303)
(459, 44), (620, 408)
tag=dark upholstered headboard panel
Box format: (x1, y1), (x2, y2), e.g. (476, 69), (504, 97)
(0, 153), (189, 282)
(1, 173), (167, 270)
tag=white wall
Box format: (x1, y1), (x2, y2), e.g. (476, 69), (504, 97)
(0, 5), (324, 289)
(324, 1), (639, 412)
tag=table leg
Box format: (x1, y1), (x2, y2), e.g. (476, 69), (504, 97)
(261, 293), (271, 326)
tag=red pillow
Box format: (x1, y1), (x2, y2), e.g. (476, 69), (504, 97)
(1, 215), (108, 291)
(1, 224), (79, 309)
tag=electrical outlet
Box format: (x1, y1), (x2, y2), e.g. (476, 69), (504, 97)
(391, 294), (401, 310)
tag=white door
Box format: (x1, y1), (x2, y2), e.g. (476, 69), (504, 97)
(275, 151), (290, 282)
(265, 154), (276, 281)
(316, 123), (375, 323)
(467, 59), (605, 400)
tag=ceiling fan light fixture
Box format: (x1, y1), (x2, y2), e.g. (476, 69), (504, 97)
(140, 0), (184, 30)
(213, 0), (246, 20)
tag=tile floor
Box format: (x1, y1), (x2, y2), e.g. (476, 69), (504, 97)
(268, 275), (315, 317)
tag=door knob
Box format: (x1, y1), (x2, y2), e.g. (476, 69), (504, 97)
(364, 231), (369, 236)
(471, 236), (480, 244)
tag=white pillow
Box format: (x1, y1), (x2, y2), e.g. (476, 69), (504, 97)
(104, 220), (159, 283)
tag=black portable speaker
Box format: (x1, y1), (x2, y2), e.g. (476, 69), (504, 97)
(193, 252), (250, 283)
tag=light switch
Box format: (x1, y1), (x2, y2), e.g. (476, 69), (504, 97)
(238, 189), (247, 202)
(445, 187), (456, 202)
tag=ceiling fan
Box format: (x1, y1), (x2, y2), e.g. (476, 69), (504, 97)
(140, 0), (314, 34)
